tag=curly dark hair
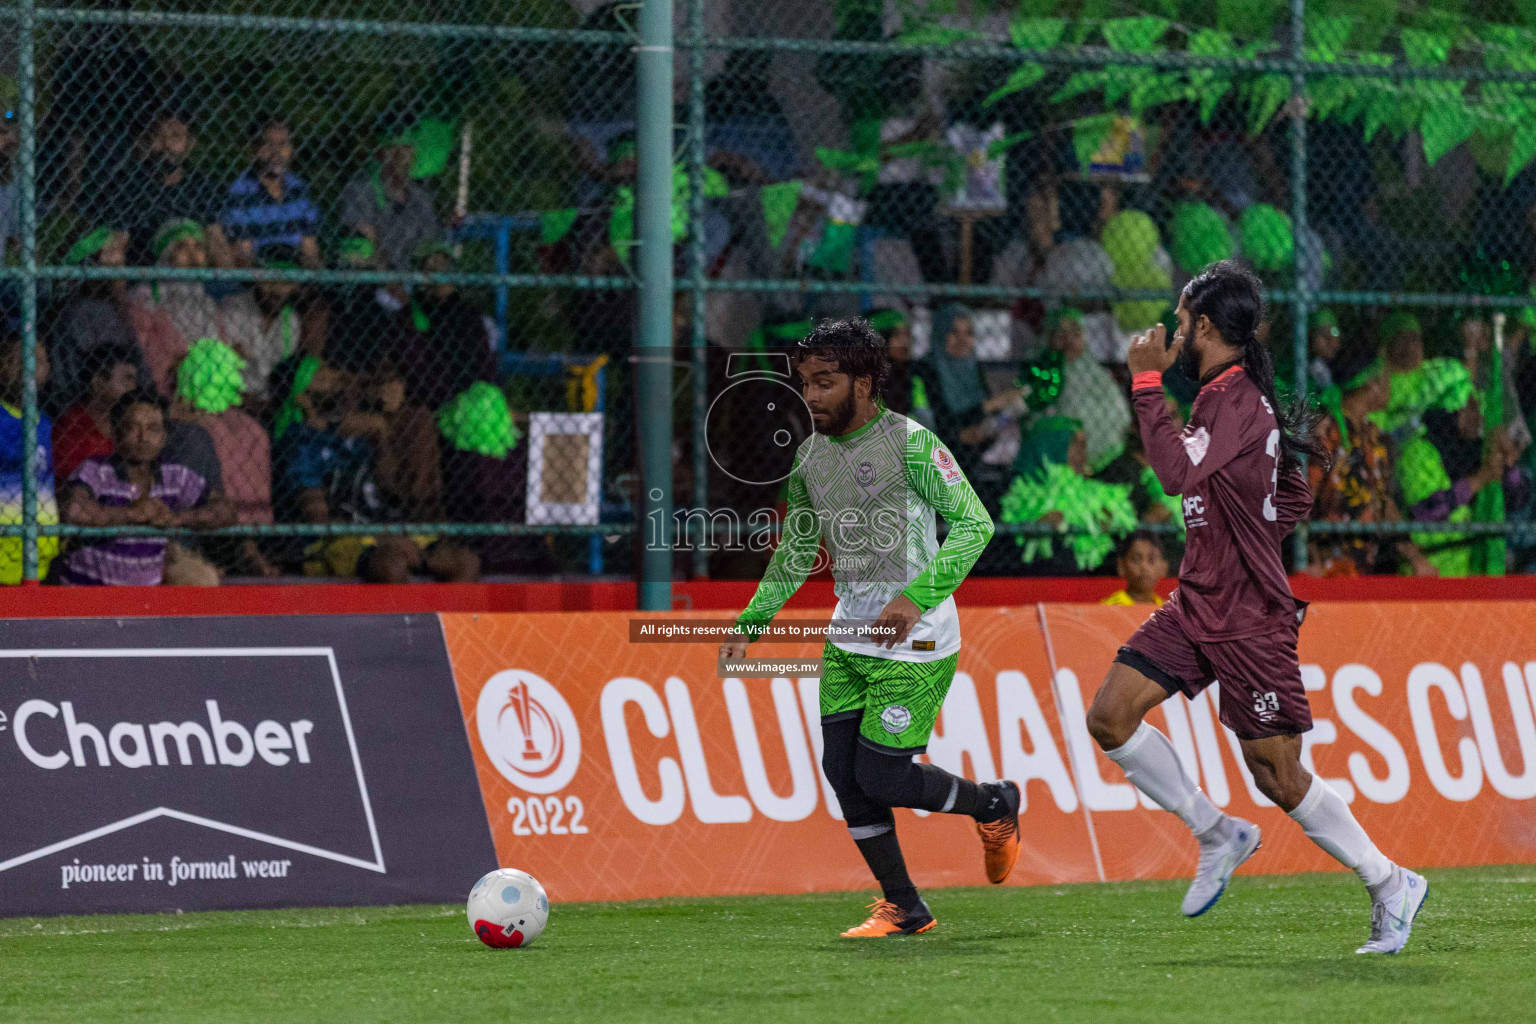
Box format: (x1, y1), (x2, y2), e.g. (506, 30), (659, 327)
(794, 317), (890, 399)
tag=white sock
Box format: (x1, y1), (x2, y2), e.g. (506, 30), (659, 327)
(1104, 723), (1225, 839)
(1287, 775), (1394, 889)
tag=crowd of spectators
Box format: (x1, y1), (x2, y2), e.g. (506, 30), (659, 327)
(0, 105), (523, 586)
(675, 31), (1536, 580)
(5, 14), (1536, 585)
(885, 298), (1535, 579)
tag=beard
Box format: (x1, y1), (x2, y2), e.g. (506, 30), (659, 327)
(814, 389), (857, 436)
(1177, 336), (1203, 381)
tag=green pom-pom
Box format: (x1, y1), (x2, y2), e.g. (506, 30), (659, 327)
(1238, 203), (1293, 272)
(437, 382), (521, 458)
(176, 338), (247, 414)
(999, 463), (1139, 570)
(1101, 210), (1171, 331)
(1102, 210), (1161, 270)
(1167, 202), (1234, 275)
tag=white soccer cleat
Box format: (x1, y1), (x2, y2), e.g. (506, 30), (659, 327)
(1181, 817), (1262, 917)
(1355, 867), (1429, 955)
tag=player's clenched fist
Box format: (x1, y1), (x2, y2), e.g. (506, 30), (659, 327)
(1126, 322), (1181, 376)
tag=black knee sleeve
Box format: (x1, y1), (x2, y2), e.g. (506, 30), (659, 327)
(853, 742), (956, 811)
(821, 717), (889, 827)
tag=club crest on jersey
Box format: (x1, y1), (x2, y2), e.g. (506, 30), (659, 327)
(931, 445), (963, 486)
(856, 460), (875, 485)
(880, 704), (912, 734)
(1181, 426), (1211, 465)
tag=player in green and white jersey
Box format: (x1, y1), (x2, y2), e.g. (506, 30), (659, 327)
(720, 319), (1021, 938)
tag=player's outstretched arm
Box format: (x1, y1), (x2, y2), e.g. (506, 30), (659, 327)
(900, 428), (996, 614)
(729, 461), (821, 650)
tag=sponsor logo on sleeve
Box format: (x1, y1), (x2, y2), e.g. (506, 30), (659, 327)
(931, 446), (964, 486)
(1181, 426), (1211, 466)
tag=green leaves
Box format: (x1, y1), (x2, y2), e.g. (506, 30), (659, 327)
(986, 130), (1035, 159)
(986, 17), (1066, 109)
(1244, 74), (1290, 136)
(1216, 0), (1281, 39)
(1187, 28), (1236, 58)
(1186, 30), (1237, 123)
(703, 167), (730, 199)
(1421, 103), (1479, 165)
(1483, 25), (1536, 72)
(759, 181), (803, 249)
(815, 147), (878, 175)
(1304, 14), (1354, 61)
(1101, 16), (1169, 53)
(893, 25), (984, 46)
(1099, 15), (1169, 112)
(1400, 28), (1451, 67)
(985, 63), (1048, 108)
(1009, 15), (1065, 51)
(1129, 72), (1192, 115)
(1106, 68), (1155, 108)
(1507, 124), (1536, 185)
(1072, 113), (1119, 171)
(897, 7), (1536, 192)
(1051, 70), (1109, 104)
(539, 208), (578, 246)
(1306, 74), (1356, 122)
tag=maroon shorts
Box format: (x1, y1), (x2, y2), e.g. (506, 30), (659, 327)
(1116, 607), (1313, 740)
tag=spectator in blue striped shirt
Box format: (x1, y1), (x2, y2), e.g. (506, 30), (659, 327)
(219, 115), (321, 269)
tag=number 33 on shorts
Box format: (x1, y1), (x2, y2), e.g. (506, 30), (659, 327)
(1251, 690), (1280, 718)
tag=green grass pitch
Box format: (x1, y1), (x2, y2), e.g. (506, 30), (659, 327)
(2, 866), (1531, 1023)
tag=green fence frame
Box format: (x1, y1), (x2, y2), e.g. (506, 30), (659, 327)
(5, 1), (1536, 604)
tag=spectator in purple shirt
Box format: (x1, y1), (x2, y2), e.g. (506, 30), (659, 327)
(58, 390), (235, 585)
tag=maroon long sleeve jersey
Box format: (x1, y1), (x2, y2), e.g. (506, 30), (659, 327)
(1132, 366), (1313, 641)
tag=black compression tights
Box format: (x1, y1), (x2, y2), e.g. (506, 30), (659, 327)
(819, 717), (981, 826)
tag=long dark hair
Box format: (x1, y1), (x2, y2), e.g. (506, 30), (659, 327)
(1183, 260), (1330, 473)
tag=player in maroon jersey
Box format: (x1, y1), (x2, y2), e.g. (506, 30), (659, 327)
(1085, 262), (1427, 954)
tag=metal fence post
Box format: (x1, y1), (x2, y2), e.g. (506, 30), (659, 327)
(636, 0), (675, 610)
(1288, 0), (1310, 570)
(686, 0), (709, 580)
(17, 0), (39, 584)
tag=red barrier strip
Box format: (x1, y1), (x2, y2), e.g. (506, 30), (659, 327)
(0, 573), (1528, 619)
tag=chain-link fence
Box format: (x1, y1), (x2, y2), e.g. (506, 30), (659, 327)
(1, 0), (643, 585)
(3, 1), (1536, 587)
(683, 0), (1536, 586)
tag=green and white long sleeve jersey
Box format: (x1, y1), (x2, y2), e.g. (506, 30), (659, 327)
(735, 409), (995, 662)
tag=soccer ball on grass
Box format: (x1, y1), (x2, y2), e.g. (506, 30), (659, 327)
(467, 868), (549, 948)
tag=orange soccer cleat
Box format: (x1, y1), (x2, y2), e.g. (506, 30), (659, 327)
(839, 899), (936, 938)
(975, 780), (1022, 884)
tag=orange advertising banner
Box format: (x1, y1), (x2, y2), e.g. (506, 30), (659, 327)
(441, 603), (1536, 904)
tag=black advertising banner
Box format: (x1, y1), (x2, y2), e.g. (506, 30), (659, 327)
(0, 615), (496, 917)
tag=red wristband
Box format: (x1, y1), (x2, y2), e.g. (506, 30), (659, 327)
(1132, 371), (1164, 392)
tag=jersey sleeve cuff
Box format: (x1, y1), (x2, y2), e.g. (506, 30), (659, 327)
(900, 582), (940, 613)
(733, 618), (766, 642)
(1132, 371), (1164, 393)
